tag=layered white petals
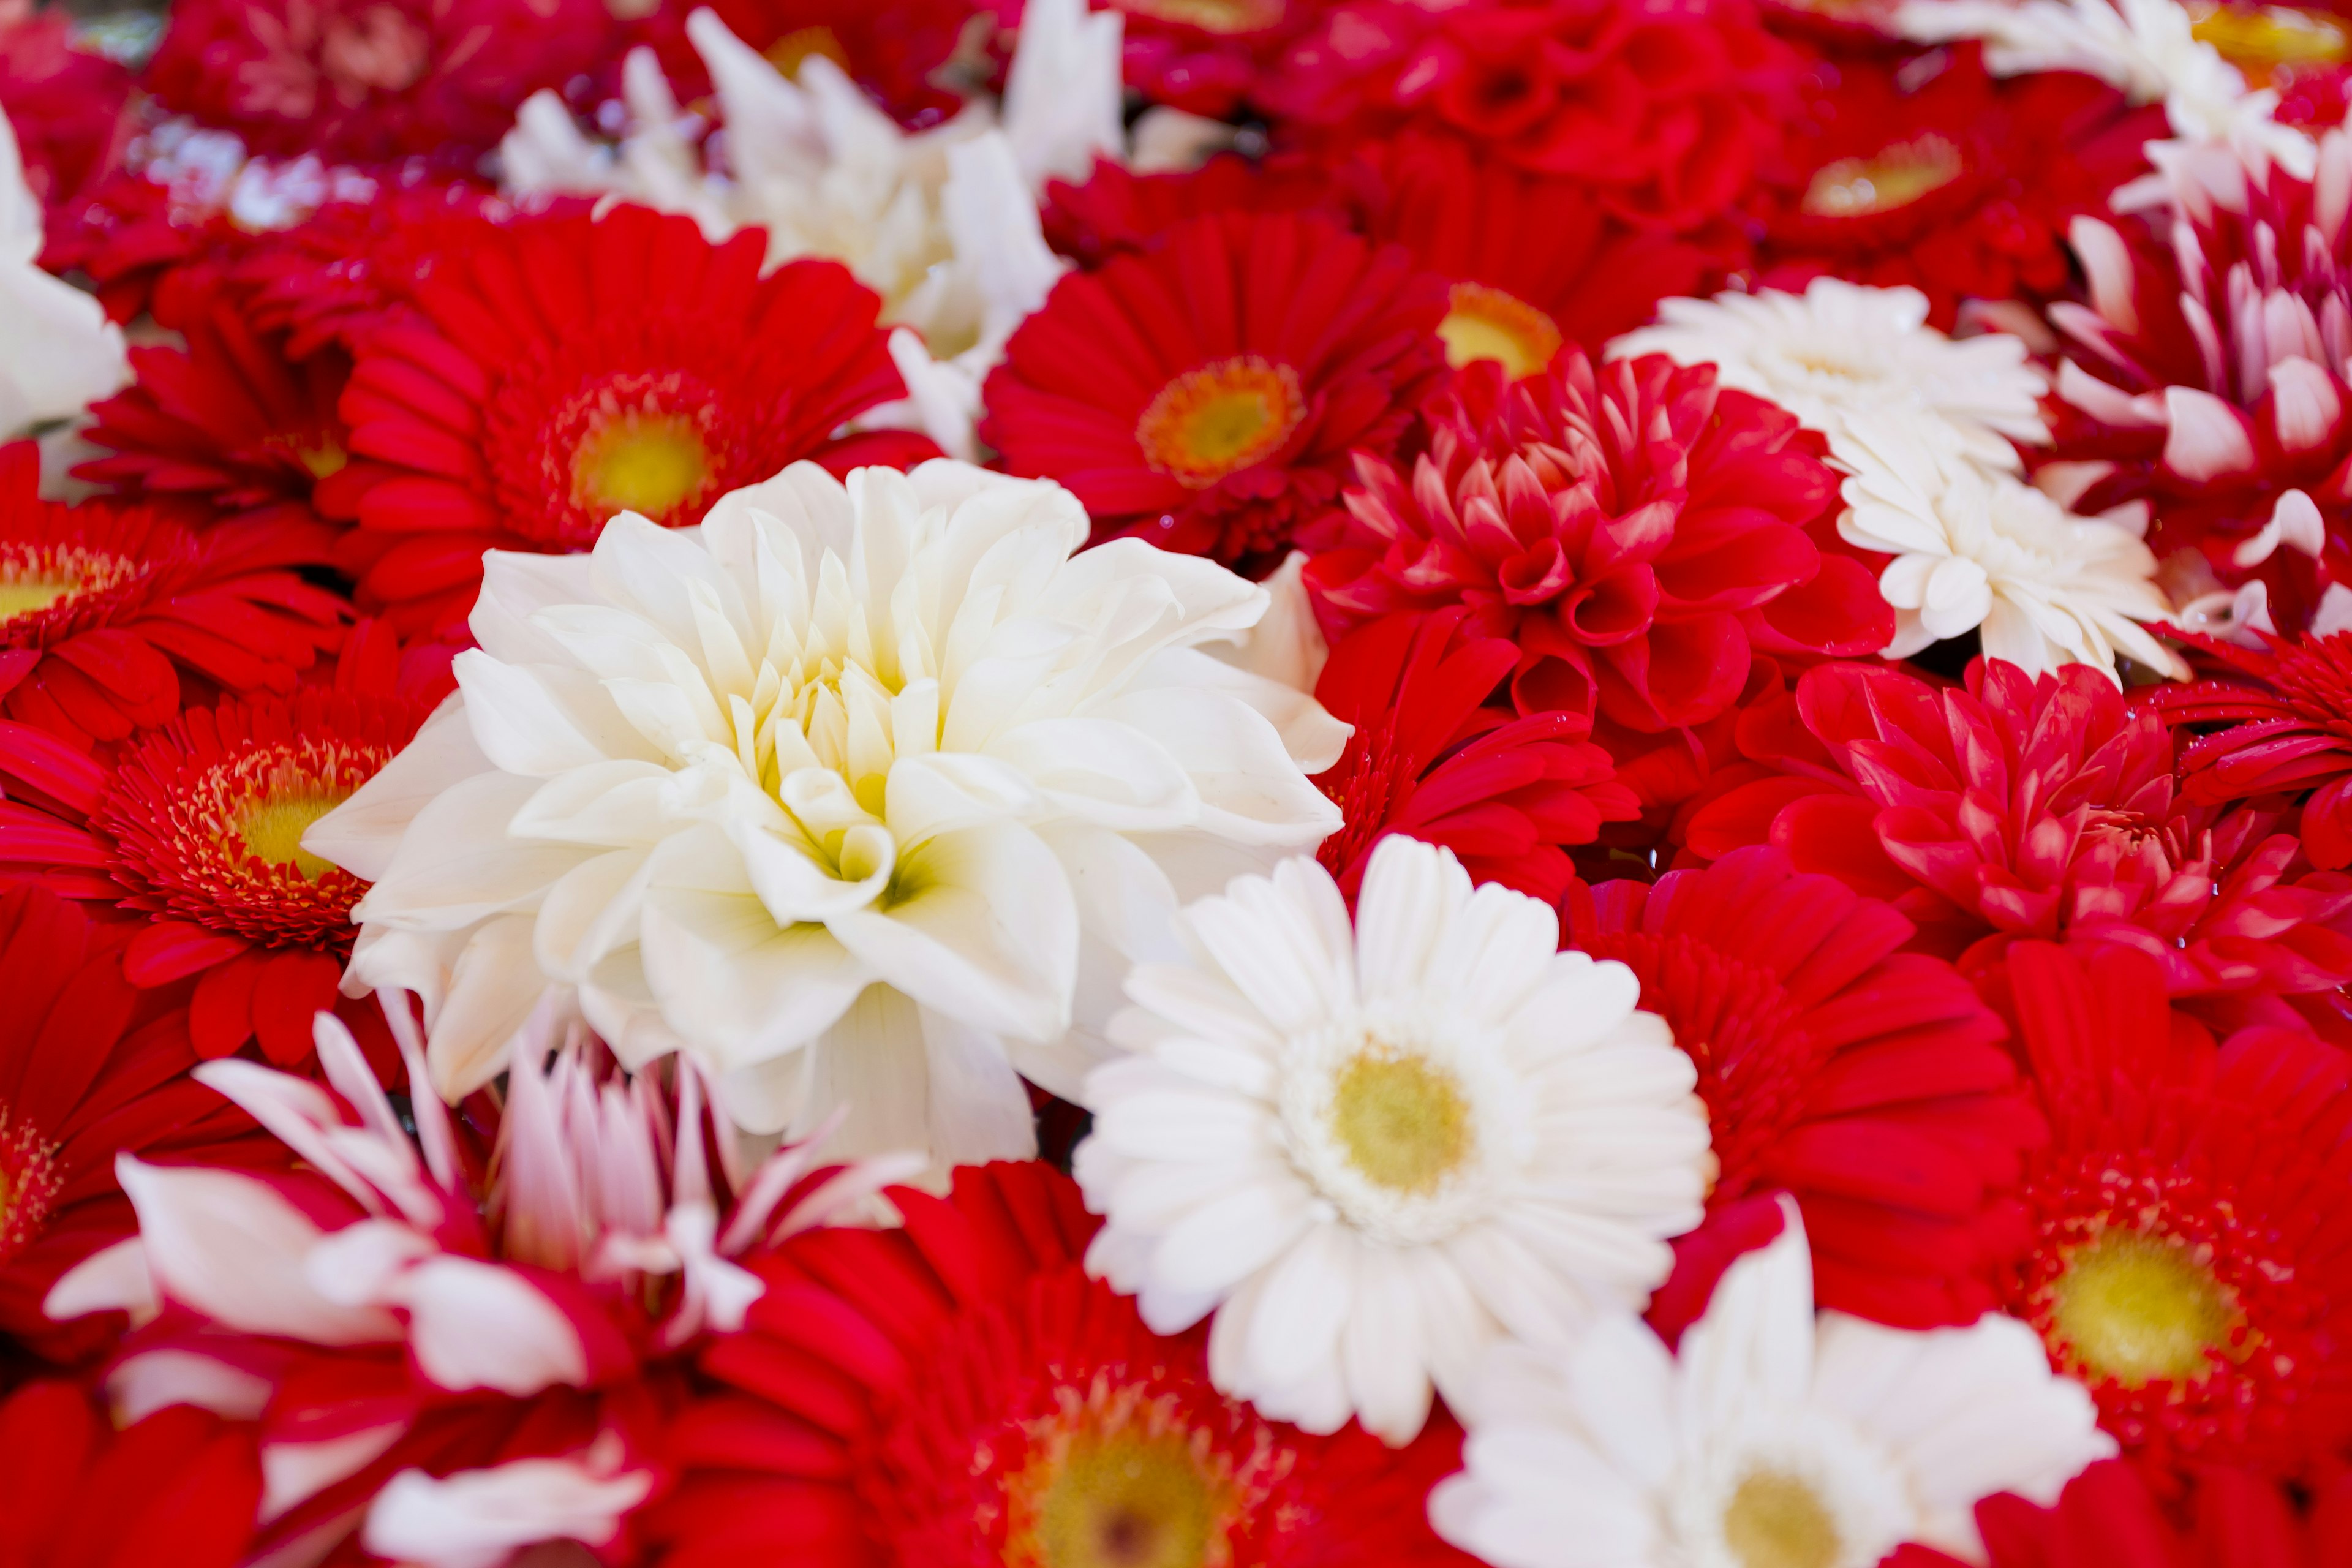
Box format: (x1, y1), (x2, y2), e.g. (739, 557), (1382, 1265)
(1077, 835), (1712, 1445)
(1430, 1202), (2114, 1568)
(324, 462), (1339, 1163)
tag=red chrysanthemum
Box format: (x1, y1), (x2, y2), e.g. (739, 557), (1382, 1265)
(633, 0), (974, 126)
(142, 0), (612, 164)
(0, 446), (345, 747)
(1678, 658), (2352, 1006)
(1261, 0), (1806, 232)
(0, 673), (430, 1067)
(1312, 607), (1637, 903)
(1951, 1458), (2352, 1568)
(982, 209), (1448, 572)
(1039, 153), (1348, 271)
(647, 1161), (1476, 1567)
(1302, 355), (1891, 731)
(328, 203), (919, 634)
(76, 272), (355, 531)
(1992, 940), (2352, 1480)
(2035, 128), (2352, 633)
(1109, 0), (1324, 118)
(2153, 629), (2352, 868)
(0, 1380), (262, 1568)
(0, 1), (134, 212)
(1751, 47), (2160, 328)
(0, 885), (277, 1360)
(1351, 134), (1735, 372)
(1563, 844), (2040, 1331)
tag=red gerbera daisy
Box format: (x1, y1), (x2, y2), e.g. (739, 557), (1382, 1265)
(328, 203), (918, 634)
(647, 1160), (1476, 1567)
(1302, 355), (1891, 731)
(1953, 1458), (2352, 1568)
(1261, 0), (1805, 232)
(0, 445), (346, 747)
(2152, 629), (2352, 868)
(142, 0), (612, 164)
(1312, 606), (1638, 903)
(1751, 46), (2159, 329)
(0, 884), (277, 1362)
(0, 1380), (262, 1568)
(0, 676), (431, 1068)
(1678, 658), (2352, 1008)
(1351, 135), (1735, 373)
(1563, 844), (2041, 1332)
(981, 209), (1449, 573)
(75, 271), (355, 531)
(1991, 940), (2352, 1480)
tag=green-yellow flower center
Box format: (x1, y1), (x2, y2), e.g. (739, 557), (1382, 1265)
(1722, 1470), (1842, 1568)
(226, 781), (358, 883)
(1438, 282), (1564, 382)
(1801, 135), (1966, 219)
(1328, 1049), (1472, 1195)
(1135, 355), (1306, 489)
(571, 408), (715, 523)
(1005, 1387), (1242, 1568)
(0, 545), (136, 628)
(2049, 1231), (2243, 1388)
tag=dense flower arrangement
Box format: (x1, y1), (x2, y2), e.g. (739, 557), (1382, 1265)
(12, 0), (2352, 1561)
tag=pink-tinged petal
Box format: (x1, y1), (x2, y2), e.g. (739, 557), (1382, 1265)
(261, 1425), (407, 1524)
(360, 1440), (653, 1568)
(108, 1348), (273, 1425)
(386, 1255), (590, 1395)
(2234, 489), (2328, 567)
(2266, 357), (2346, 454)
(114, 1156), (402, 1346)
(2160, 386), (2259, 481)
(2068, 216), (2138, 334)
(43, 1235), (154, 1324)
(2053, 359), (2163, 429)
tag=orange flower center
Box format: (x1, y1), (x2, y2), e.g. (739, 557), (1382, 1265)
(2048, 1229), (2247, 1389)
(2192, 1), (2350, 85)
(1801, 134), (1966, 219)
(0, 1104), (62, 1268)
(1134, 356), (1305, 489)
(0, 545), (135, 628)
(764, 24), (851, 78)
(571, 407), (717, 524)
(1115, 0), (1285, 32)
(1001, 1377), (1252, 1568)
(1438, 282), (1564, 381)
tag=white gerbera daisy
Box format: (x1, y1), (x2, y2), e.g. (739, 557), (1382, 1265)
(308, 461), (1344, 1165)
(1610, 277), (2047, 473)
(1074, 834), (1714, 1446)
(1429, 1199), (2115, 1568)
(1837, 412), (2185, 680)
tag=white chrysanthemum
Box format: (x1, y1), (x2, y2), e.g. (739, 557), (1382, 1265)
(1838, 413), (2185, 680)
(0, 110), (125, 437)
(1894, 0), (2315, 182)
(1074, 835), (1714, 1446)
(1429, 1200), (2115, 1568)
(308, 461), (1345, 1165)
(1611, 278), (2047, 473)
(500, 0), (1120, 459)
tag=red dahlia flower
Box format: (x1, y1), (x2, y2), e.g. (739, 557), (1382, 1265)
(330, 205), (916, 634)
(2154, 629), (2352, 867)
(1312, 607), (1637, 903)
(1565, 845), (2040, 1331)
(646, 1159), (1474, 1566)
(2039, 129), (2352, 633)
(982, 209), (1448, 572)
(143, 0), (611, 164)
(1754, 48), (2161, 329)
(1303, 355), (1891, 731)
(1262, 0), (1804, 232)
(0, 682), (430, 1068)
(1681, 659), (2352, 1006)
(0, 886), (277, 1361)
(1957, 1459), (2352, 1568)
(1994, 941), (2352, 1480)
(0, 1381), (261, 1568)
(0, 445), (345, 747)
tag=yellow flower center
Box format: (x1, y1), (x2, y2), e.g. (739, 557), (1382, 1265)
(1722, 1471), (1842, 1568)
(1801, 134), (1966, 219)
(1438, 282), (1564, 382)
(1004, 1384), (1244, 1568)
(226, 782), (358, 883)
(2192, 1), (2350, 84)
(571, 409), (715, 523)
(1115, 0), (1285, 32)
(1134, 356), (1306, 489)
(293, 439), (349, 480)
(2049, 1231), (2243, 1388)
(0, 577), (77, 622)
(1328, 1049), (1472, 1196)
(0, 545), (135, 628)
(763, 23), (851, 78)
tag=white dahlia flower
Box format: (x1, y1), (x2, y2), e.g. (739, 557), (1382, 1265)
(1075, 834), (1714, 1446)
(1836, 413), (2184, 680)
(1429, 1200), (2115, 1568)
(1611, 277), (2048, 474)
(308, 461), (1344, 1164)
